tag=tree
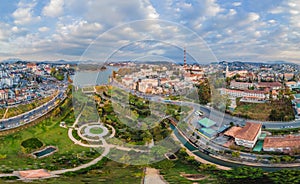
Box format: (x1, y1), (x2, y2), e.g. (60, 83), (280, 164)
(268, 169), (300, 184)
(281, 155), (295, 163)
(197, 79), (211, 105)
(150, 145), (168, 158)
(270, 156), (281, 163)
(231, 151), (240, 158)
(154, 160), (175, 170)
(220, 167), (264, 180)
(269, 109), (278, 121)
(199, 163), (217, 171)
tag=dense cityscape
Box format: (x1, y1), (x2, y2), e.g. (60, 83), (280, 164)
(0, 57), (298, 183)
(2, 0), (300, 183)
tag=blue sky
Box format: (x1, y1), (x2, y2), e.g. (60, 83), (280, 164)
(0, 0), (300, 63)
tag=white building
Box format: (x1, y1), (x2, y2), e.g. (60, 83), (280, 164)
(224, 122), (262, 148)
(219, 88), (267, 102)
(230, 81), (254, 90)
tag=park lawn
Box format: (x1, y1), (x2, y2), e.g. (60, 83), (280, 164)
(0, 117), (92, 172)
(0, 92), (99, 172)
(159, 160), (216, 184)
(90, 127), (104, 134)
(0, 160), (144, 184)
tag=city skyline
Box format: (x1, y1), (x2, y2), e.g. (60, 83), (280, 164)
(0, 0), (300, 63)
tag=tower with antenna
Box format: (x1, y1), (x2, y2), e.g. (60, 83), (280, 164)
(183, 47), (187, 68)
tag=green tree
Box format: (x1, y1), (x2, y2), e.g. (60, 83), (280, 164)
(231, 151), (240, 158)
(268, 169), (300, 184)
(220, 167), (264, 180)
(197, 78), (211, 105)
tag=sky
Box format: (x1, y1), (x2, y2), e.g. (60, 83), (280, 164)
(0, 0), (300, 64)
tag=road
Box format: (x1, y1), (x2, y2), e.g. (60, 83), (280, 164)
(110, 80), (300, 129)
(0, 87), (67, 131)
(148, 97), (300, 130)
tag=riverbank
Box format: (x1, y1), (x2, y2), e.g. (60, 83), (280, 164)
(171, 132), (231, 170)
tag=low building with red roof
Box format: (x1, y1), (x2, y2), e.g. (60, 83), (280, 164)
(224, 122), (262, 148)
(263, 135), (300, 153)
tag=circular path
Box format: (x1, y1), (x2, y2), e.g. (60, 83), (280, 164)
(83, 124), (109, 138)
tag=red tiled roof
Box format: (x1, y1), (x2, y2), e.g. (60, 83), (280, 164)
(235, 122), (262, 141)
(257, 82), (281, 88)
(224, 122), (262, 141)
(263, 135), (300, 149)
(224, 126), (242, 137)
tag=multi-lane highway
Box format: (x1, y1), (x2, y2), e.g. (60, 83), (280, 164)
(0, 88), (67, 131)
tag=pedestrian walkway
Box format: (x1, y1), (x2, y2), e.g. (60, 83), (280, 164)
(144, 168), (166, 184)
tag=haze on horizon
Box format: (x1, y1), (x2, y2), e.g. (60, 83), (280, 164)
(0, 0), (300, 64)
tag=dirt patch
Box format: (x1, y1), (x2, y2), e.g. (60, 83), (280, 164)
(180, 173), (207, 181)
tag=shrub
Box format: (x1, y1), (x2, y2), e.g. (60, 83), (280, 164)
(21, 138), (43, 150)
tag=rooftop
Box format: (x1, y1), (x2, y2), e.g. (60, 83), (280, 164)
(257, 82), (282, 88)
(224, 126), (242, 137)
(198, 118), (216, 128)
(199, 128), (216, 138)
(224, 122), (262, 141)
(294, 94), (300, 99)
(263, 135), (300, 149)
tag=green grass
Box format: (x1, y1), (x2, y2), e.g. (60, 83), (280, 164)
(0, 159), (144, 184)
(0, 95), (100, 173)
(89, 127), (104, 134)
(21, 138), (43, 150)
(232, 99), (295, 121)
(150, 150), (217, 184)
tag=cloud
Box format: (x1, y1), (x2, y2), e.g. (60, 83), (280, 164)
(232, 2), (242, 7)
(64, 0), (159, 28)
(1, 0), (300, 63)
(42, 0), (64, 17)
(38, 26), (50, 32)
(0, 23), (11, 41)
(12, 1), (41, 25)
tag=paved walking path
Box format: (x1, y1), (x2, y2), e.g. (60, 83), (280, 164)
(144, 168), (167, 184)
(51, 144), (110, 175)
(0, 173), (15, 177)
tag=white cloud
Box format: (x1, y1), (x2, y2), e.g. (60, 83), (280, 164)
(248, 12), (260, 22)
(0, 23), (11, 41)
(43, 0), (64, 17)
(12, 1), (41, 25)
(1, 0), (300, 63)
(64, 0), (159, 28)
(38, 26), (50, 32)
(232, 2), (242, 7)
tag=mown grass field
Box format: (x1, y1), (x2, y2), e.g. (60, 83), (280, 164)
(0, 92), (99, 172)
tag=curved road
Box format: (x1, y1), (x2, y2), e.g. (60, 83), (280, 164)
(150, 96), (300, 129)
(111, 80), (300, 129)
(0, 88), (67, 131)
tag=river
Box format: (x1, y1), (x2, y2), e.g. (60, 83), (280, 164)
(71, 66), (118, 87)
(171, 124), (298, 171)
